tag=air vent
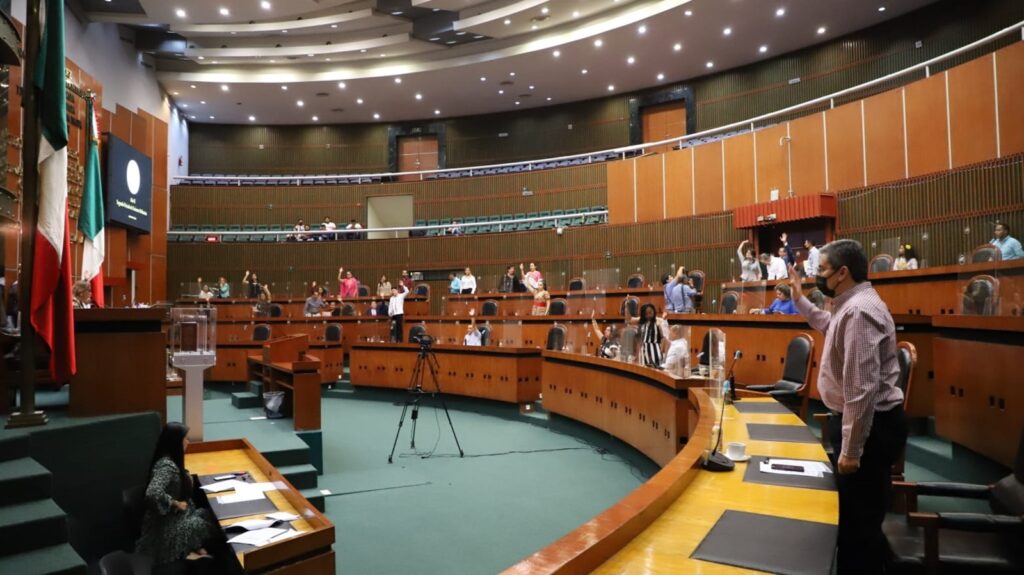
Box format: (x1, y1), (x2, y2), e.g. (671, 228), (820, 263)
(330, 108), (345, 113)
(499, 80), (514, 86)
(316, 92), (329, 97)
(518, 94), (531, 98)
(530, 15), (550, 23)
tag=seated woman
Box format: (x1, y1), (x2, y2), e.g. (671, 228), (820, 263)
(754, 284), (799, 315)
(136, 422), (216, 566)
(590, 311), (619, 359)
(893, 243), (919, 271)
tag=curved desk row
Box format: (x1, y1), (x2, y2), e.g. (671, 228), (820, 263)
(178, 296), (429, 320)
(444, 287), (668, 317)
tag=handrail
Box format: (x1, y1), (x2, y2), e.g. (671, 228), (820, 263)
(173, 21), (1024, 187)
(168, 209), (608, 239)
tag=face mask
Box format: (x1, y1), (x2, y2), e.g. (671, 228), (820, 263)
(816, 272), (836, 298)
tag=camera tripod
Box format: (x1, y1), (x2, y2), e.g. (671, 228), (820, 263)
(387, 343), (464, 463)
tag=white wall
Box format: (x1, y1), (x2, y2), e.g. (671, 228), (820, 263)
(366, 195), (413, 239)
(168, 106), (189, 183)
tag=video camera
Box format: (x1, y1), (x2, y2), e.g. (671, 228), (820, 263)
(414, 333), (434, 348)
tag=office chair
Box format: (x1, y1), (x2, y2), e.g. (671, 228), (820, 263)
(409, 325), (427, 343)
(325, 324), (342, 342)
(808, 288), (827, 310)
(689, 270), (705, 312)
(883, 426), (1024, 575)
(330, 307), (341, 316)
(481, 300), (499, 316)
(98, 550), (154, 575)
(358, 285), (369, 297)
(720, 291), (740, 314)
(626, 273), (645, 288)
(269, 303), (283, 318)
(961, 275), (1000, 316)
(548, 298), (568, 316)
(620, 296), (639, 319)
(870, 254), (895, 273)
(745, 333), (815, 419)
(253, 324), (272, 342)
(415, 283), (431, 298)
(477, 324), (491, 346)
(546, 324), (567, 351)
(341, 303), (357, 316)
(568, 277), (586, 291)
(971, 244), (1002, 264)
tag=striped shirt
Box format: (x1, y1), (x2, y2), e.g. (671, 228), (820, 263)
(795, 281), (903, 459)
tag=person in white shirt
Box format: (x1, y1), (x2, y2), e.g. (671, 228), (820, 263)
(767, 233), (794, 280)
(804, 239), (821, 277)
(460, 267), (477, 295)
(464, 309), (482, 346)
(197, 285), (214, 301)
(345, 219), (363, 240)
(447, 220), (463, 236)
(292, 219), (306, 242)
(388, 284), (410, 342)
(322, 217), (337, 241)
(661, 324), (690, 377)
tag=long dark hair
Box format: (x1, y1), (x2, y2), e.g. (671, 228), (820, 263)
(150, 422), (190, 485)
(638, 303), (658, 325)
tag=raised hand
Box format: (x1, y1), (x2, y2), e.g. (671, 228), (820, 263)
(780, 232), (788, 243)
(787, 264), (803, 301)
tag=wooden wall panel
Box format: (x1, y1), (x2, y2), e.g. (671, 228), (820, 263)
(905, 73), (950, 177)
(789, 114), (827, 196)
(825, 101), (866, 191)
(723, 133), (755, 209)
(607, 159), (636, 224)
(863, 89), (907, 184)
(694, 141), (724, 214)
(995, 42), (1024, 157)
(635, 154), (665, 222)
(754, 124), (788, 201)
(664, 148), (694, 218)
(948, 56), (998, 168)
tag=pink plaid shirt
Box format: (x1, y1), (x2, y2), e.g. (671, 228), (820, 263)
(795, 282), (903, 459)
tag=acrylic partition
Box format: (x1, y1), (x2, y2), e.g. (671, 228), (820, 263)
(957, 266), (1022, 317)
(704, 328), (728, 465)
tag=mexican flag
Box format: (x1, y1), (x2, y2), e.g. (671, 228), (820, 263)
(30, 0), (76, 382)
(78, 98), (105, 307)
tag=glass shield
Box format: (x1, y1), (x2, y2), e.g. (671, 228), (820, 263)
(704, 328), (727, 465)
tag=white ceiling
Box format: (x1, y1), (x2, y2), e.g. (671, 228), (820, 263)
(86, 0), (939, 125)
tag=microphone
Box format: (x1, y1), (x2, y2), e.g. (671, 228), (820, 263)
(725, 350), (743, 403)
(702, 377), (735, 473)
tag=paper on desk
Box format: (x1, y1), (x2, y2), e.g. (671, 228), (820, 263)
(218, 490), (267, 504)
(227, 528), (286, 546)
(759, 459), (832, 478)
(267, 512), (299, 521)
(257, 529), (300, 547)
(228, 519), (277, 531)
(201, 479), (245, 493)
(234, 481), (278, 494)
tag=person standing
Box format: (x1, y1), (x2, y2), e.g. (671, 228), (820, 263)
(448, 273), (462, 295)
(737, 240), (761, 281)
(767, 233), (794, 280)
(990, 222), (1023, 260)
(215, 276), (231, 298)
(788, 239), (907, 574)
(497, 265), (517, 293)
(242, 270), (261, 298)
(628, 305), (668, 367)
(388, 284), (410, 342)
(661, 324), (690, 377)
(460, 267), (477, 295)
(520, 262), (543, 292)
(463, 309), (482, 346)
(340, 270), (359, 298)
(377, 275), (392, 298)
(803, 239), (820, 277)
(893, 244), (919, 271)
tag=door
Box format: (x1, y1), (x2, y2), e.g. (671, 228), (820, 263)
(641, 101), (687, 154)
(397, 135), (439, 182)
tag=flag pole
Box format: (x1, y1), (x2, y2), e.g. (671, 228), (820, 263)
(8, 0), (46, 428)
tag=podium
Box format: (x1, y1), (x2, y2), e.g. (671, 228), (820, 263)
(70, 308), (167, 422)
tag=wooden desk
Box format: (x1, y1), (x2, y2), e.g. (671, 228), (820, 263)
(931, 315), (1024, 468)
(210, 341), (343, 384)
(402, 315), (618, 353)
(186, 438), (334, 574)
(247, 335), (322, 431)
(215, 316), (390, 352)
(179, 296), (428, 321)
(349, 343), (543, 404)
(70, 308), (167, 422)
(445, 287), (667, 317)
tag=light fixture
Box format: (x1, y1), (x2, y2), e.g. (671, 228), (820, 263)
(429, 37), (440, 41)
(684, 9), (692, 16)
(197, 56), (205, 60)
(219, 7), (229, 16)
(248, 115), (256, 121)
(281, 85), (288, 90)
(515, 101), (520, 105)
(504, 18), (511, 25)
(673, 43), (682, 51)
(172, 91), (179, 95)
(528, 85), (535, 90)
(296, 100), (304, 107)
(331, 24), (338, 28)
(312, 116), (319, 121)
(220, 84), (229, 91)
(594, 39), (603, 47)
(638, 25), (647, 34)
(190, 84), (196, 89)
(175, 8), (186, 18)
(509, 71), (516, 76)
(572, 10), (580, 18)
(657, 73), (665, 80)
(541, 6), (549, 14)
(338, 82), (346, 89)
(209, 116), (215, 119)
(373, 113), (380, 119)
(181, 104), (188, 108)
(607, 84), (615, 91)
(434, 109), (441, 115)
(446, 40), (457, 45)
(776, 7), (786, 17)
(190, 115), (196, 120)
(627, 56), (635, 64)
(531, 25), (538, 30)
(391, 10), (403, 15)
(552, 50), (560, 57)
(480, 76), (487, 81)
(282, 29), (288, 33)
(356, 98), (364, 104)
(546, 96), (552, 101)
(200, 100), (206, 104)
(759, 45), (768, 53)
(878, 6), (886, 12)
(261, 1), (271, 9)
(415, 93), (422, 100)
(706, 61), (714, 68)
(723, 27), (732, 36)
(581, 68), (588, 74)
(394, 77), (402, 84)
(498, 89), (504, 94)
(817, 26), (827, 34)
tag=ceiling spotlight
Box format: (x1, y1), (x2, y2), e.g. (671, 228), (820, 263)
(581, 68), (588, 75)
(878, 5), (886, 11)
(373, 113), (380, 119)
(531, 25), (538, 30)
(218, 7), (229, 16)
(546, 96), (552, 101)
(190, 84), (196, 89)
(673, 43), (682, 51)
(175, 8), (186, 18)
(594, 39), (603, 47)
(657, 73), (665, 80)
(248, 115), (256, 121)
(776, 7), (786, 17)
(281, 85), (288, 90)
(572, 11), (580, 18)
(446, 40), (457, 44)
(480, 76), (487, 81)
(282, 29), (288, 33)
(498, 89), (504, 94)
(172, 91), (179, 95)
(415, 93), (422, 100)
(220, 84), (229, 91)
(706, 61), (714, 68)
(209, 116), (215, 119)
(817, 26), (827, 34)
(394, 77), (402, 84)
(429, 37), (440, 41)
(312, 116), (319, 121)
(181, 104), (188, 108)
(331, 24), (338, 28)
(200, 100), (206, 104)
(607, 85), (615, 91)
(529, 85), (535, 90)
(190, 115), (196, 119)
(434, 109), (441, 115)
(514, 101), (520, 105)
(723, 27), (732, 36)
(509, 71), (516, 76)
(391, 10), (403, 15)
(296, 100), (304, 107)
(356, 98), (364, 104)
(504, 18), (511, 25)
(338, 82), (346, 89)
(627, 56), (635, 64)
(638, 25), (647, 34)
(268, 60), (275, 63)
(541, 6), (549, 14)
(197, 56), (205, 60)
(261, 1), (271, 10)
(759, 45), (768, 53)
(552, 50), (560, 57)
(684, 9), (692, 16)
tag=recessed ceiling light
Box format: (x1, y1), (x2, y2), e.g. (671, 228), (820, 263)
(529, 85), (535, 90)
(684, 9), (692, 16)
(338, 82), (346, 89)
(356, 98), (364, 104)
(657, 73), (665, 80)
(268, 60), (275, 63)
(531, 25), (538, 30)
(504, 18), (511, 25)
(211, 61), (218, 64)
(220, 84), (229, 91)
(627, 56), (635, 64)
(281, 85), (288, 90)
(723, 27), (732, 36)
(391, 10), (403, 15)
(673, 43), (682, 51)
(260, 1), (271, 10)
(572, 11), (580, 18)
(546, 96), (552, 101)
(498, 89), (504, 94)
(190, 115), (196, 119)
(175, 8), (186, 18)
(594, 39), (603, 48)
(638, 25), (647, 34)
(434, 109), (441, 115)
(541, 6), (549, 14)
(296, 100), (304, 107)
(282, 29), (288, 33)
(706, 61), (714, 68)
(514, 101), (520, 105)
(199, 100), (206, 104)
(380, 53), (387, 57)
(218, 7), (229, 16)
(373, 113), (380, 119)
(607, 85), (615, 91)
(248, 115), (256, 121)
(759, 45), (768, 53)
(480, 76), (487, 81)
(331, 24), (338, 28)
(474, 35), (484, 39)
(878, 5), (886, 11)
(429, 37), (440, 41)
(776, 7), (786, 17)
(209, 116), (215, 119)
(446, 40), (456, 45)
(197, 56), (205, 60)
(312, 116), (319, 121)
(817, 26), (827, 34)
(190, 84), (196, 89)
(581, 68), (588, 74)
(552, 50), (560, 57)
(415, 93), (422, 100)
(181, 104), (188, 108)
(394, 77), (402, 84)
(456, 31), (466, 36)
(172, 91), (179, 95)
(509, 72), (516, 76)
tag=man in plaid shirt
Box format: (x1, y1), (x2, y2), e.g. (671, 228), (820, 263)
(789, 239), (907, 574)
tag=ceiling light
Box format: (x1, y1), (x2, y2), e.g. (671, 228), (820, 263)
(529, 85), (535, 90)
(541, 6), (549, 14)
(190, 84), (196, 89)
(197, 56), (205, 60)
(415, 93), (422, 100)
(190, 115), (196, 119)
(509, 72), (516, 76)
(380, 53), (387, 57)
(260, 1), (271, 9)
(429, 37), (440, 41)
(706, 61), (714, 68)
(331, 24), (337, 28)
(218, 7), (229, 16)
(391, 11), (403, 15)
(530, 24), (538, 30)
(181, 104), (188, 108)
(474, 35), (484, 39)
(296, 100), (304, 107)
(572, 11), (580, 18)
(373, 113), (380, 119)
(817, 26), (827, 34)
(446, 40), (456, 45)
(209, 116), (215, 119)
(684, 9), (692, 16)
(594, 39), (603, 47)
(480, 76), (487, 81)
(268, 59), (275, 63)
(498, 89), (504, 94)
(607, 85), (615, 91)
(552, 50), (560, 57)
(248, 115), (256, 121)
(434, 109), (441, 115)
(337, 82), (346, 89)
(638, 25), (647, 34)
(776, 7), (786, 17)
(657, 73), (665, 80)
(581, 68), (588, 74)
(504, 18), (511, 25)
(175, 8), (186, 18)
(627, 56), (635, 64)
(878, 6), (886, 11)
(220, 84), (229, 91)
(759, 45), (768, 53)
(172, 91), (179, 95)
(356, 98), (364, 104)
(211, 61), (218, 64)
(281, 85), (288, 90)
(723, 27), (732, 36)
(673, 43), (682, 51)
(514, 101), (520, 105)
(199, 100), (206, 104)
(456, 31), (466, 36)
(394, 77), (402, 84)
(312, 116), (319, 121)
(546, 97), (552, 101)
(282, 29), (288, 33)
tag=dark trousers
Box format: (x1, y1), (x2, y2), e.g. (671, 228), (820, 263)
(827, 404), (907, 574)
(390, 314), (404, 343)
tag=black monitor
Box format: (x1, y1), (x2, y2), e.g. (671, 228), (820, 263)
(105, 134), (152, 233)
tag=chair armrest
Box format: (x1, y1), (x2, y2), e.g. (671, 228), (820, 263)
(932, 512), (1024, 533)
(745, 384), (774, 392)
(914, 482), (992, 500)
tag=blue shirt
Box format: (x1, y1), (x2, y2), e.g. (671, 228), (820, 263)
(766, 298), (799, 315)
(668, 282), (697, 313)
(449, 277), (461, 294)
(991, 236), (1024, 261)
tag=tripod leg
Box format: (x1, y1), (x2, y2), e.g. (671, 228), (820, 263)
(424, 351), (465, 458)
(387, 400), (411, 464)
(410, 399), (418, 449)
(436, 394), (465, 458)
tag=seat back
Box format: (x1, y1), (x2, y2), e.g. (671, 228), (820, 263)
(620, 327), (638, 361)
(870, 254), (894, 273)
(990, 427), (1024, 516)
(253, 324), (272, 341)
(626, 273), (645, 288)
(415, 283), (430, 297)
(99, 550), (152, 575)
(780, 333), (815, 387)
(481, 300), (499, 316)
(409, 324), (427, 343)
(358, 285), (369, 297)
(568, 277), (585, 291)
(477, 324), (491, 346)
(546, 324), (567, 351)
(325, 323), (342, 342)
(960, 274), (999, 316)
(122, 485), (146, 547)
(620, 296), (639, 318)
(971, 243), (1002, 264)
(341, 303), (356, 316)
(896, 341), (917, 407)
(269, 303), (283, 318)
(689, 270), (705, 294)
(808, 288), (827, 310)
(548, 298), (568, 316)
(720, 291), (740, 314)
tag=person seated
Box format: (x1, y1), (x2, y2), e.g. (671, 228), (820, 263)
(590, 310), (619, 359)
(464, 309), (482, 346)
(448, 273), (462, 295)
(447, 220), (462, 236)
(322, 217), (337, 241)
(304, 291), (326, 316)
(72, 280), (96, 308)
(252, 290), (271, 317)
(215, 277), (230, 298)
(291, 219), (306, 242)
(893, 244), (919, 271)
(345, 219), (363, 240)
(754, 284), (799, 315)
(990, 222), (1023, 260)
(197, 284), (214, 301)
(377, 275), (392, 299)
(661, 324), (690, 377)
(136, 422), (216, 566)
